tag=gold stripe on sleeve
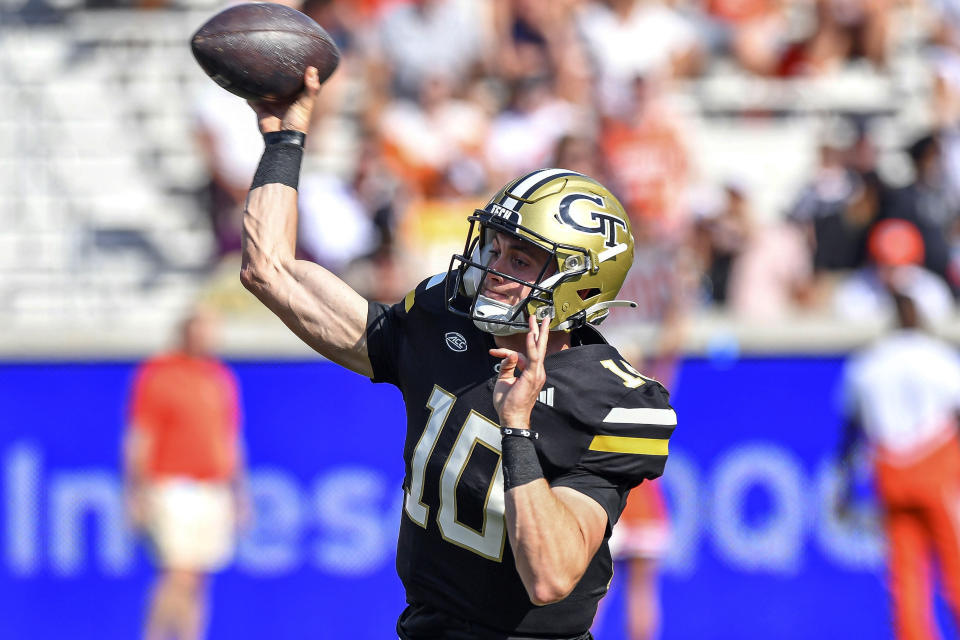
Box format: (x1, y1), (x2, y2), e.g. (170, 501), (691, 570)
(589, 435), (669, 456)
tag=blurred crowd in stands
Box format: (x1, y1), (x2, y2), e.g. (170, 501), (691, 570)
(11, 0), (960, 330)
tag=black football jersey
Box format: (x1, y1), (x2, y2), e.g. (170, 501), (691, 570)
(365, 272), (675, 638)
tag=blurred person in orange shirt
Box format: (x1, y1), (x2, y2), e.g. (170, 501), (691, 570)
(606, 481), (671, 640)
(838, 278), (960, 640)
(123, 306), (247, 640)
(600, 73), (691, 241)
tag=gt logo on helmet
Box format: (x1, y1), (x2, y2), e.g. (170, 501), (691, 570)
(556, 193), (628, 248)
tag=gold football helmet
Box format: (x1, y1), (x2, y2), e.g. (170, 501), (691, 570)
(446, 168), (636, 335)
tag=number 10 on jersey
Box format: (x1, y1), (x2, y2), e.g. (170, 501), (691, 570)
(404, 386), (507, 561)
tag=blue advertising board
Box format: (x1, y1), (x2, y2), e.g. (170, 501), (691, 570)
(0, 356), (941, 638)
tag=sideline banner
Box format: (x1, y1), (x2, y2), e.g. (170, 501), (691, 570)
(0, 358), (904, 638)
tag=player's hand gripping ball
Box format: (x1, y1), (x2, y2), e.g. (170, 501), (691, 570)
(191, 2), (340, 101)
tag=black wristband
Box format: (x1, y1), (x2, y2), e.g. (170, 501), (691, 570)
(501, 432), (544, 491)
(501, 427), (539, 440)
(263, 130), (306, 147)
(250, 130), (306, 190)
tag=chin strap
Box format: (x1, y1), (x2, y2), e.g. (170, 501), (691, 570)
(473, 295), (528, 336)
(554, 299), (638, 331)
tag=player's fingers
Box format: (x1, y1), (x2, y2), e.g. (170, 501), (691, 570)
(516, 352), (529, 370)
(525, 315), (549, 366)
(304, 66), (320, 94)
(525, 321), (539, 364)
(489, 349), (519, 378)
(537, 316), (551, 357)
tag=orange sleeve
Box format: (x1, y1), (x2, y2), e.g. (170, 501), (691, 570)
(129, 361), (162, 434)
(223, 364), (242, 434)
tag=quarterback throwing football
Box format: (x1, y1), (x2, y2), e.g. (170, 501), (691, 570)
(241, 68), (677, 640)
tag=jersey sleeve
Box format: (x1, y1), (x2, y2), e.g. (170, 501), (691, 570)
(365, 299), (405, 386)
(551, 376), (676, 528)
(365, 274), (443, 386)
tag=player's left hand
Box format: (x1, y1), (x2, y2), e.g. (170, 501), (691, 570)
(489, 315), (550, 430)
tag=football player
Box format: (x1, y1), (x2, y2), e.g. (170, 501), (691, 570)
(241, 67), (677, 640)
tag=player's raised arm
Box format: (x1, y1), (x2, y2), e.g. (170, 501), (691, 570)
(239, 67), (373, 377)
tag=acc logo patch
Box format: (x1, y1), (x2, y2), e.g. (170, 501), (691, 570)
(445, 332), (468, 353)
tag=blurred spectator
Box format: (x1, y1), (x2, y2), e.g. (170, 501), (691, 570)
(930, 24), (960, 132)
(552, 132), (606, 179)
(491, 0), (591, 103)
(787, 127), (881, 274)
(193, 85), (263, 260)
(882, 132), (957, 285)
(833, 219), (954, 324)
(719, 175), (816, 320)
(297, 172), (379, 272)
(484, 74), (580, 186)
(600, 73), (692, 239)
(692, 181), (754, 305)
(309, 140), (414, 302)
(302, 0), (362, 53)
(492, 0), (562, 80)
(341, 236), (421, 302)
(612, 233), (700, 325)
(727, 219), (815, 320)
(378, 72), (489, 197)
(577, 0), (702, 116)
(838, 282), (960, 640)
(776, 0), (890, 76)
(374, 0), (491, 100)
(699, 0), (788, 75)
(123, 306), (247, 640)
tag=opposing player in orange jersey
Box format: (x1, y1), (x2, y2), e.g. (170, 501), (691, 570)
(839, 275), (960, 640)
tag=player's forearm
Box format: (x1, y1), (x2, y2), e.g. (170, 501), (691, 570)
(506, 482), (593, 605)
(241, 184), (298, 286)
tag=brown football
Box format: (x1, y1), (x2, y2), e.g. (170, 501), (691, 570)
(190, 2), (340, 102)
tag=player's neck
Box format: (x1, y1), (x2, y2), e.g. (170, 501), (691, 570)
(493, 331), (571, 356)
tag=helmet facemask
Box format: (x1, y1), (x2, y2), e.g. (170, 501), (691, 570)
(446, 212), (589, 335)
